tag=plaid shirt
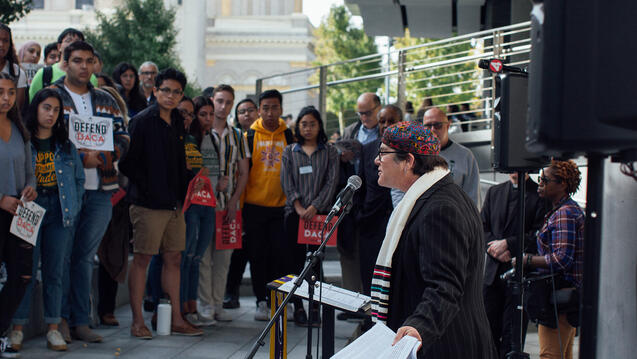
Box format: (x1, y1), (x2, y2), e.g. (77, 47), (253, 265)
(537, 197), (585, 287)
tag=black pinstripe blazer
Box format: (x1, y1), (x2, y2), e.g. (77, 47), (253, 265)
(387, 174), (497, 358)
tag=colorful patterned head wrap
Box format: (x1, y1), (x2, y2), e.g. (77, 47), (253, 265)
(381, 121), (440, 155)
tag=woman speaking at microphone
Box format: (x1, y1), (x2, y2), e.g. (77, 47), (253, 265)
(371, 122), (496, 358)
(281, 106), (339, 326)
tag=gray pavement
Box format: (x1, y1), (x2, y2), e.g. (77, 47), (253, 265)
(15, 301), (579, 359)
(15, 258), (579, 358)
(16, 297), (358, 359)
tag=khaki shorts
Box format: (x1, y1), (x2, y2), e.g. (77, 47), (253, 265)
(129, 204), (186, 255)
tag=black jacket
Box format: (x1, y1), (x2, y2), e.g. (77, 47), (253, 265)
(119, 104), (188, 210)
(481, 178), (549, 286)
(388, 174), (497, 359)
(356, 138), (392, 224)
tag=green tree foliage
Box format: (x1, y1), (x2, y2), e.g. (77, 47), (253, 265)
(85, 0), (200, 96)
(0, 0), (32, 24)
(312, 5), (382, 132)
(394, 30), (480, 113)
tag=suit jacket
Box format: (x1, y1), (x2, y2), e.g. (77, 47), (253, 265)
(356, 138), (392, 225)
(388, 174), (497, 359)
(481, 178), (549, 286)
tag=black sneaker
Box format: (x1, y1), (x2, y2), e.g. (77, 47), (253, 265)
(223, 294), (240, 309)
(0, 337), (20, 358)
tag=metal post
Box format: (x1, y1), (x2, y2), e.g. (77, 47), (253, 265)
(396, 50), (406, 114)
(319, 66), (327, 129)
(256, 78), (263, 100)
(384, 38), (393, 105)
(580, 153), (606, 359)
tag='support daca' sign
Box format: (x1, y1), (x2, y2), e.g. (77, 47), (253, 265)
(297, 215), (338, 246)
(69, 114), (114, 151)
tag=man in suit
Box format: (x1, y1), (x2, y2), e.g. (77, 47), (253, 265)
(481, 173), (549, 358)
(357, 104), (401, 296)
(336, 92), (381, 319)
(372, 122), (496, 358)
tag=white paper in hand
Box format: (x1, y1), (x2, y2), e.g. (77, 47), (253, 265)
(331, 322), (420, 359)
(10, 200), (46, 246)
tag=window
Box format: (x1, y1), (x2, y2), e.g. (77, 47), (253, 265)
(76, 0), (94, 10)
(31, 0), (44, 9)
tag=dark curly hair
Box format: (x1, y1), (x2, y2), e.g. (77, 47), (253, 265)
(549, 159), (581, 195)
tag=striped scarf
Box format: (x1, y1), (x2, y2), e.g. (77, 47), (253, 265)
(371, 167), (449, 324)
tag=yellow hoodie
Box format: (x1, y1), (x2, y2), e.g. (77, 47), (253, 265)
(244, 118), (290, 207)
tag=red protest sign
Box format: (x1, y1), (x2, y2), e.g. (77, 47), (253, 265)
(215, 210), (242, 250)
(183, 171), (216, 213)
(297, 215), (337, 246)
(111, 188), (126, 206)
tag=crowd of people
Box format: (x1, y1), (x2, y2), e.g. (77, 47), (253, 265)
(0, 23), (584, 359)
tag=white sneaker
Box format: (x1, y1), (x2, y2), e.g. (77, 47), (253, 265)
(255, 301), (269, 321)
(8, 331), (21, 351)
(46, 330), (67, 351)
(197, 301), (213, 319)
(185, 312), (216, 327)
(214, 305), (233, 322)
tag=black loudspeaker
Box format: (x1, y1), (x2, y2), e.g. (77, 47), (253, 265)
(493, 73), (547, 171)
(526, 0), (637, 156)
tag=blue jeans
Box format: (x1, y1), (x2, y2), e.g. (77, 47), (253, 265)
(181, 204), (215, 304)
(62, 190), (113, 326)
(13, 193), (74, 325)
(146, 254), (163, 306)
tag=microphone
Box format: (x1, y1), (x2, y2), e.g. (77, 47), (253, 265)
(478, 58), (526, 74)
(500, 267), (516, 281)
(325, 175), (362, 223)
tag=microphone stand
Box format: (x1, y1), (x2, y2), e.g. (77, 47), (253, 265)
(245, 201), (353, 359)
(506, 170), (530, 359)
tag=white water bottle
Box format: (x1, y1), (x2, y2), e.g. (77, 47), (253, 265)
(157, 300), (172, 335)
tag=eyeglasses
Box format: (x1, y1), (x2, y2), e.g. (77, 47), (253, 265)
(237, 108), (256, 115)
(157, 87), (183, 97)
(140, 71), (157, 76)
(537, 175), (561, 184)
(179, 109), (195, 118)
(377, 149), (403, 162)
(357, 105), (379, 118)
(423, 122), (447, 130)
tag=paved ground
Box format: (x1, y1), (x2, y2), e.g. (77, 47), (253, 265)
(15, 301), (579, 359)
(16, 297), (358, 359)
(15, 258), (579, 358)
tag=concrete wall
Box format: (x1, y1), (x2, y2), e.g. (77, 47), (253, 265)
(597, 159), (637, 358)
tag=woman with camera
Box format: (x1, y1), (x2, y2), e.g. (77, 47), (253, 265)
(521, 159), (584, 359)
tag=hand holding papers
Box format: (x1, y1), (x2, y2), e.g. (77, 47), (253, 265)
(330, 322), (420, 359)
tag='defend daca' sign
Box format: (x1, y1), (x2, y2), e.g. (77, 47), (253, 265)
(69, 114), (114, 151)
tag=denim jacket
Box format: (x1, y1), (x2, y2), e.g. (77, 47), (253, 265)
(31, 141), (85, 227)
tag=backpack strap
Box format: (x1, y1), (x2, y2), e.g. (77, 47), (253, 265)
(283, 128), (295, 146)
(247, 129), (256, 169)
(42, 66), (53, 88)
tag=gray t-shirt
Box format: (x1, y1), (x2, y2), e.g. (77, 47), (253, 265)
(440, 141), (481, 207)
(0, 122), (35, 198)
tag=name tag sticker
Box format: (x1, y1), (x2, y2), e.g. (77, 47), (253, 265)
(299, 165), (313, 175)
